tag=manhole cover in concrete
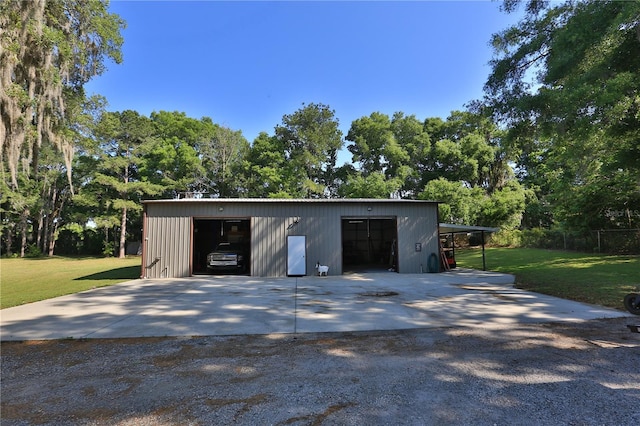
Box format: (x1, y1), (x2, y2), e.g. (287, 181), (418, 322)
(358, 291), (399, 297)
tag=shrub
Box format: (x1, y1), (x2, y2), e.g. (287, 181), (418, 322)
(489, 229), (522, 247)
(102, 242), (116, 257)
(25, 244), (43, 258)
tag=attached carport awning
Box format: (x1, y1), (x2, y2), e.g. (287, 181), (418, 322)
(439, 223), (500, 271)
(439, 223), (499, 235)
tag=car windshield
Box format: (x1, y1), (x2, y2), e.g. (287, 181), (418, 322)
(215, 243), (242, 251)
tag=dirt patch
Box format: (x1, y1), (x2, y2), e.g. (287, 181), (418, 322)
(358, 291), (399, 297)
(2, 317), (639, 425)
(283, 402), (357, 426)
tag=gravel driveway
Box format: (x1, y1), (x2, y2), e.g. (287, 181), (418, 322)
(2, 317), (639, 425)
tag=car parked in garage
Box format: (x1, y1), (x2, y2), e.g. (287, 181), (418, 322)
(206, 242), (248, 273)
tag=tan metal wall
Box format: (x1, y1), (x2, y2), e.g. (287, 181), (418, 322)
(143, 214), (191, 279)
(142, 199), (439, 278)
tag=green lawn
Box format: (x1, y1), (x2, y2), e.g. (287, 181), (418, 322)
(455, 247), (640, 310)
(0, 256), (141, 309)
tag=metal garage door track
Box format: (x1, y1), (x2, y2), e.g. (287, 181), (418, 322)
(0, 270), (629, 341)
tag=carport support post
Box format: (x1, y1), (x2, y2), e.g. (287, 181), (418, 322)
(450, 232), (455, 264)
(481, 231), (487, 271)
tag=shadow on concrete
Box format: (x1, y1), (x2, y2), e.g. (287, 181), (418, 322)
(0, 270), (632, 341)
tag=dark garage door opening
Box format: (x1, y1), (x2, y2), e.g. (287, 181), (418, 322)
(342, 217), (398, 273)
(192, 218), (250, 275)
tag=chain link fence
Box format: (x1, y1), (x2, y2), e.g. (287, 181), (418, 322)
(486, 228), (640, 254)
(592, 229), (640, 254)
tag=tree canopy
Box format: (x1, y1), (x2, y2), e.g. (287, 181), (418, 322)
(485, 0), (640, 230)
(0, 0), (125, 189)
(4, 0), (639, 257)
(274, 103), (344, 198)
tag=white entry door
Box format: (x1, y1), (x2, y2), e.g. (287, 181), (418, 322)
(287, 235), (306, 276)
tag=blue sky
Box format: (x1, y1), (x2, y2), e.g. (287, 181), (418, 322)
(86, 1), (522, 149)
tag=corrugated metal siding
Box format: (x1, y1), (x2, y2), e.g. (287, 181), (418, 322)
(396, 209), (440, 273)
(251, 203), (340, 277)
(252, 216), (288, 277)
(143, 199), (439, 278)
(143, 215), (191, 278)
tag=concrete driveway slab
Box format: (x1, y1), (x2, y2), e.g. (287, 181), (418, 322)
(0, 269), (631, 341)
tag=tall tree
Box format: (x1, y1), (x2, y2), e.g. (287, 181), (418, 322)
(0, 0), (125, 189)
(1, 92), (107, 256)
(419, 176), (526, 229)
(200, 125), (249, 198)
(338, 171), (402, 199)
(345, 112), (414, 198)
(418, 111), (504, 191)
(146, 111), (207, 198)
(274, 103), (343, 198)
(92, 110), (162, 258)
(1, 0), (124, 257)
(414, 110), (525, 229)
(390, 112), (430, 198)
(241, 132), (290, 198)
(347, 112), (395, 176)
(486, 0), (640, 230)
(419, 178), (482, 225)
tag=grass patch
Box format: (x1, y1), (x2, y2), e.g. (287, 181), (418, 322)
(1, 256), (141, 309)
(455, 247), (640, 310)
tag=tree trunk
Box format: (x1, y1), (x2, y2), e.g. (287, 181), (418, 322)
(47, 188), (64, 256)
(41, 208), (49, 254)
(42, 186), (57, 254)
(104, 227), (110, 256)
(20, 208), (28, 257)
(119, 206), (127, 258)
(36, 205), (44, 252)
(4, 223), (14, 257)
(48, 220), (59, 256)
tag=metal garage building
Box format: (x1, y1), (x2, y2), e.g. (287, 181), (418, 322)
(141, 198), (440, 278)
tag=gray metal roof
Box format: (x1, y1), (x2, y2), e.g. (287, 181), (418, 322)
(439, 223), (500, 234)
(143, 197), (439, 205)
